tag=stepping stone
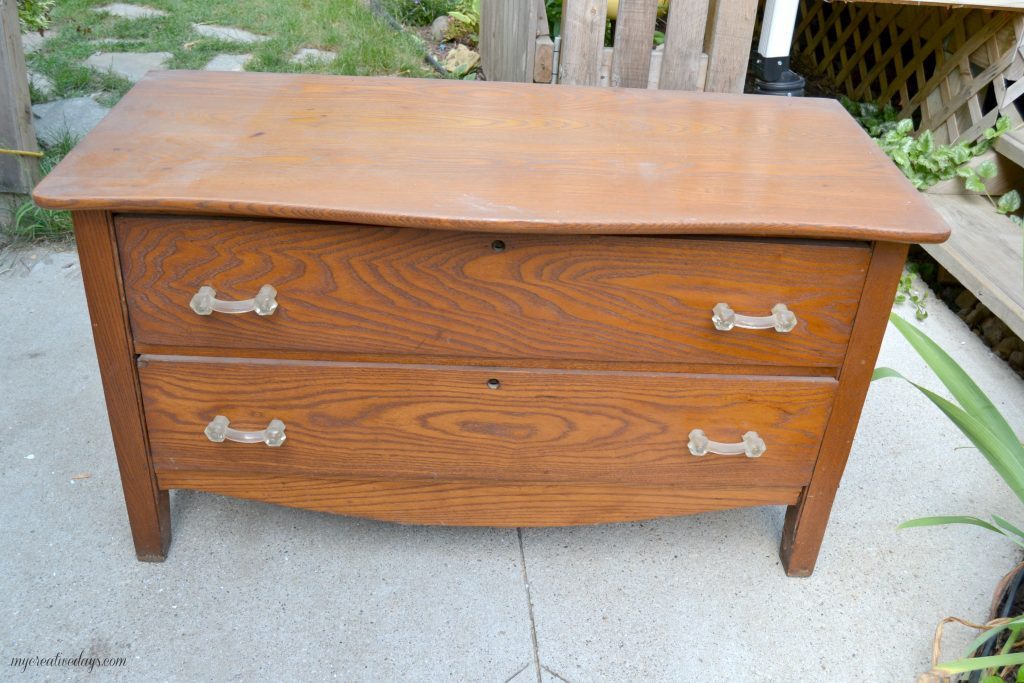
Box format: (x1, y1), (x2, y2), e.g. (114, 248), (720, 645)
(203, 53), (253, 71)
(289, 48), (336, 65)
(32, 97), (111, 145)
(93, 3), (167, 19)
(192, 24), (268, 43)
(27, 71), (54, 97)
(21, 29), (58, 54)
(84, 51), (171, 83)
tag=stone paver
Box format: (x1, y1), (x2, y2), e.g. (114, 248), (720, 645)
(93, 3), (167, 19)
(193, 24), (269, 43)
(21, 29), (58, 55)
(202, 53), (253, 72)
(31, 97), (111, 144)
(84, 51), (172, 83)
(27, 70), (54, 97)
(289, 48), (336, 65)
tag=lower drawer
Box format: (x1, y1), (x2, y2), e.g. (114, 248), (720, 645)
(140, 357), (836, 488)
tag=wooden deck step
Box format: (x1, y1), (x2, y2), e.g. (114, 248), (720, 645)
(924, 194), (1024, 340)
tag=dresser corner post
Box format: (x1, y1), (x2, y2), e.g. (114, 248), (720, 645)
(73, 210), (171, 561)
(779, 240), (909, 577)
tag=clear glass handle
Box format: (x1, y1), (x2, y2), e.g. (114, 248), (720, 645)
(687, 429), (766, 458)
(204, 415), (287, 447)
(190, 284), (278, 316)
(711, 303), (796, 332)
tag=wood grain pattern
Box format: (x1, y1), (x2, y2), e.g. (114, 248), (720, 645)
(117, 215), (869, 367)
(703, 0), (760, 93)
(32, 71), (950, 244)
(925, 194), (1024, 342)
(779, 241), (909, 577)
(72, 211), (170, 561)
(138, 357), (836, 488)
(480, 0), (537, 82)
(659, 0), (711, 91)
(155, 473), (802, 526)
(559, 0), (608, 86)
(0, 0), (40, 193)
(610, 0), (660, 88)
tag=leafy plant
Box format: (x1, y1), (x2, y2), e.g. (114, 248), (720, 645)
(17, 0), (54, 33)
(4, 128), (77, 242)
(895, 270), (929, 321)
(874, 313), (1024, 678)
(842, 97), (1011, 191)
(447, 0), (479, 38)
(383, 0), (458, 26)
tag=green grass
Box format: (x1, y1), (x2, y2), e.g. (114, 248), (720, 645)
(5, 129), (78, 242)
(26, 0), (436, 106)
(9, 0), (439, 241)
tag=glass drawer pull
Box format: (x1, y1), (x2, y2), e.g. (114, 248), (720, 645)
(712, 303), (796, 332)
(190, 284), (278, 316)
(204, 415), (286, 447)
(687, 429), (765, 458)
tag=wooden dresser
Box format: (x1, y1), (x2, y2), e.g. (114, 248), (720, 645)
(34, 71), (949, 576)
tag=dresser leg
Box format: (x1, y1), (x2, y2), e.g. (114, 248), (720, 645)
(74, 210), (171, 562)
(779, 241), (908, 577)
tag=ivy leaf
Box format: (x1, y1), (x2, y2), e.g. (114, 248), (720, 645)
(976, 160), (998, 179)
(896, 118), (914, 135)
(917, 129), (934, 154)
(965, 174), (987, 193)
(997, 190), (1021, 214)
(1011, 215), (1024, 228)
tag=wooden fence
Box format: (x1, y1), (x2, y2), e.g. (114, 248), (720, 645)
(480, 0), (760, 93)
(792, 0), (1024, 144)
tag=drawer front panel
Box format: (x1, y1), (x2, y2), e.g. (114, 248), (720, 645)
(140, 357), (837, 487)
(117, 215), (869, 367)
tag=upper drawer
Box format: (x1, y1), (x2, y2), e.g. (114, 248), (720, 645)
(116, 216), (870, 367)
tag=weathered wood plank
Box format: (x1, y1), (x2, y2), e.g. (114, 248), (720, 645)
(480, 0), (537, 82)
(610, 0), (659, 88)
(534, 0), (554, 82)
(703, 0), (759, 93)
(924, 193), (1024, 341)
(558, 0), (607, 85)
(0, 0), (40, 193)
(659, 0), (711, 90)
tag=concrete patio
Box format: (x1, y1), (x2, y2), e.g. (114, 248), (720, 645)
(2, 246), (1022, 681)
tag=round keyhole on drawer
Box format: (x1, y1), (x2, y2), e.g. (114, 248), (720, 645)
(486, 378), (501, 390)
(491, 240), (506, 253)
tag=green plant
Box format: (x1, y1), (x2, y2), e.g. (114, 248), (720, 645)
(874, 313), (1024, 678)
(841, 97), (1011, 191)
(4, 129), (77, 241)
(545, 0), (562, 38)
(446, 0), (479, 43)
(384, 0), (457, 26)
(17, 0), (54, 33)
(895, 267), (930, 321)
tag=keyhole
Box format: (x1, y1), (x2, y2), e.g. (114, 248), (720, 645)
(486, 378), (501, 390)
(491, 240), (506, 252)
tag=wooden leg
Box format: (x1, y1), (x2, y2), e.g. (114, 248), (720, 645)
(74, 211), (171, 561)
(779, 241), (908, 577)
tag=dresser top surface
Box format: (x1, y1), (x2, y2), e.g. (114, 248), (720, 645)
(34, 70), (948, 243)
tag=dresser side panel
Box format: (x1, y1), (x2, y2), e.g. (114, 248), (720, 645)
(779, 240), (908, 576)
(73, 210), (170, 560)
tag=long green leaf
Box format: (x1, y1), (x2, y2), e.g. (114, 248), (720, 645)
(963, 617), (1024, 660)
(993, 515), (1024, 541)
(898, 516), (1004, 534)
(937, 652), (1024, 673)
(873, 368), (1024, 504)
(887, 313), (1021, 454)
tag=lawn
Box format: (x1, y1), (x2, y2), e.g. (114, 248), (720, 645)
(27, 0), (437, 106)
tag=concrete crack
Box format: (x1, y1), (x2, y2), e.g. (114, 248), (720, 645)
(517, 527), (542, 683)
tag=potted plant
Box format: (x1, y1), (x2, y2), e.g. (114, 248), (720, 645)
(876, 313), (1024, 682)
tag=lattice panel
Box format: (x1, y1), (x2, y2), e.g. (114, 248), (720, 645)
(792, 0), (1024, 144)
